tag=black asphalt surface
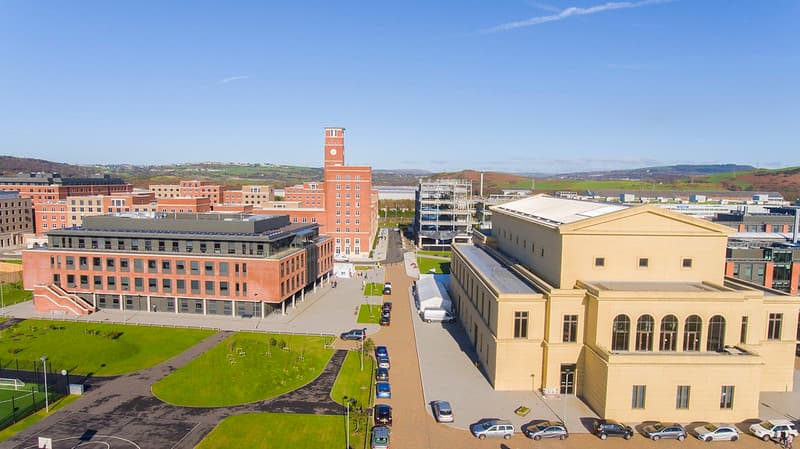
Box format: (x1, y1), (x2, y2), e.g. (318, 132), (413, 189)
(0, 331), (349, 449)
(384, 227), (406, 264)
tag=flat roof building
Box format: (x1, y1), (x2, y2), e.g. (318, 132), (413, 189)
(451, 194), (798, 422)
(23, 212), (334, 317)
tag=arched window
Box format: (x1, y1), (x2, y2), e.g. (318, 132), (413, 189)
(683, 315), (702, 351)
(659, 315), (678, 351)
(707, 315), (726, 352)
(635, 315), (655, 351)
(611, 315), (630, 351)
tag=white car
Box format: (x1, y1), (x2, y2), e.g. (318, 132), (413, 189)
(749, 419), (798, 442)
(432, 400), (454, 423)
(694, 424), (740, 442)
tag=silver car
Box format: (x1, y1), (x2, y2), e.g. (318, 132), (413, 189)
(524, 421), (568, 440)
(470, 419), (515, 440)
(371, 426), (390, 449)
(643, 422), (687, 441)
(432, 400), (454, 423)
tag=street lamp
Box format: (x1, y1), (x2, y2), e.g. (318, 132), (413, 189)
(343, 395), (351, 449)
(40, 356), (49, 413)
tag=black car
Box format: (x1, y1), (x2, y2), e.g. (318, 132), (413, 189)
(379, 315), (391, 326)
(382, 301), (392, 311)
(374, 404), (392, 426)
(593, 419), (634, 440)
(340, 328), (367, 341)
(375, 367), (389, 381)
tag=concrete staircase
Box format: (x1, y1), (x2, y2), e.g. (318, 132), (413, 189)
(33, 284), (96, 315)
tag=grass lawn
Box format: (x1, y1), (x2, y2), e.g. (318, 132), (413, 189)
(363, 282), (384, 296)
(356, 305), (382, 324)
(0, 282), (32, 307)
(0, 320), (214, 376)
(417, 250), (451, 258)
(0, 395), (79, 442)
(153, 332), (333, 407)
(330, 351), (374, 449)
(0, 260), (22, 265)
(196, 413), (345, 449)
(417, 257), (451, 274)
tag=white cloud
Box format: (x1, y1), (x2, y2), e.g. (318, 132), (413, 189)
(217, 75), (250, 85)
(482, 0), (675, 33)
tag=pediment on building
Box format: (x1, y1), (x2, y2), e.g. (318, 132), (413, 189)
(559, 205), (733, 236)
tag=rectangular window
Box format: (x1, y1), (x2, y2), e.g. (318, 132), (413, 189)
(204, 262), (214, 275)
(632, 385), (646, 409)
(161, 260), (171, 273)
(676, 385), (690, 409)
(682, 258), (693, 268)
(594, 257), (605, 267)
(106, 258), (116, 271)
(176, 279), (186, 293)
(134, 277), (144, 292)
(191, 280), (200, 294)
(740, 316), (748, 344)
(147, 259), (157, 273)
(513, 311), (528, 338)
(219, 262), (229, 276)
(120, 258), (129, 272)
(720, 385), (734, 409)
(162, 279), (172, 293)
(176, 260), (186, 274)
(134, 259), (143, 273)
(562, 315), (578, 342)
(767, 313), (783, 340)
(190, 261), (200, 275)
(106, 276), (116, 288)
(148, 278), (158, 292)
(638, 258), (649, 268)
(205, 281), (215, 294)
(120, 277), (129, 291)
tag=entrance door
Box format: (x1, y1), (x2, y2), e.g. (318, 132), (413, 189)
(560, 364), (576, 394)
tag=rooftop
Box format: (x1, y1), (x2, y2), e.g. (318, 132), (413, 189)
(492, 194), (626, 227)
(585, 280), (726, 293)
(457, 245), (539, 294)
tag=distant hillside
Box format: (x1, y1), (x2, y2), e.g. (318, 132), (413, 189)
(552, 164), (756, 181)
(0, 156), (98, 177)
(428, 170), (533, 194)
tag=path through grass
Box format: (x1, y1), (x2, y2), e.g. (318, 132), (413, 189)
(153, 332), (333, 407)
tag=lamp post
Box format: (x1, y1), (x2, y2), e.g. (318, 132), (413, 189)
(40, 356), (49, 413)
(343, 395), (350, 449)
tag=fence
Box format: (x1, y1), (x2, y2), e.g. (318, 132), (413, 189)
(0, 358), (68, 430)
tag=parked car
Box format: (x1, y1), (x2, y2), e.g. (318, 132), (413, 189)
(694, 424), (739, 442)
(381, 308), (391, 318)
(375, 367), (389, 382)
(432, 400), (454, 423)
(593, 419), (634, 440)
(377, 355), (390, 369)
(340, 328), (366, 340)
(749, 419), (798, 441)
(643, 422), (687, 441)
(524, 421), (569, 440)
(382, 301), (392, 311)
(383, 282), (392, 295)
(379, 315), (391, 326)
(374, 404), (393, 426)
(371, 426), (391, 449)
(375, 346), (388, 358)
(470, 419), (515, 440)
(422, 308), (454, 323)
(376, 382), (391, 398)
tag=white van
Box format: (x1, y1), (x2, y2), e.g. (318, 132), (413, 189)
(422, 308), (454, 323)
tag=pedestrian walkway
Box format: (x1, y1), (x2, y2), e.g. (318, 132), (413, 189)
(1, 270), (383, 336)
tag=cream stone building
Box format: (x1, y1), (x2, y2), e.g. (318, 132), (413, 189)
(450, 194), (798, 422)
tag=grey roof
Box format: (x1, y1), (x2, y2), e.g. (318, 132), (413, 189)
(492, 194), (626, 227)
(458, 245), (539, 294)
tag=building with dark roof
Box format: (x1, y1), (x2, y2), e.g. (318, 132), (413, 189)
(22, 212), (333, 317)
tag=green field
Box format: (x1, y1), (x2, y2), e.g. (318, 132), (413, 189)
(330, 351), (374, 449)
(152, 333), (334, 407)
(0, 393), (77, 440)
(0, 385), (58, 431)
(356, 305), (382, 324)
(196, 413), (345, 449)
(417, 250), (451, 258)
(363, 283), (384, 296)
(417, 257), (451, 274)
(0, 283), (32, 307)
(0, 320), (214, 376)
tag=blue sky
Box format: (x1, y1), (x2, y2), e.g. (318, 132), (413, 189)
(1, 0), (798, 173)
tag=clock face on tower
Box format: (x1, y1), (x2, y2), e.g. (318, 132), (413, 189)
(329, 149), (337, 155)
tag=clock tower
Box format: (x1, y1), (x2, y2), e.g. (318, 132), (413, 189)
(323, 127), (345, 167)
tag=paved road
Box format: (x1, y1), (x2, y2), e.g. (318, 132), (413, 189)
(0, 331), (349, 449)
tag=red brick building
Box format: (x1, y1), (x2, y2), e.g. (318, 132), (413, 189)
(23, 213), (333, 316)
(0, 173), (131, 203)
